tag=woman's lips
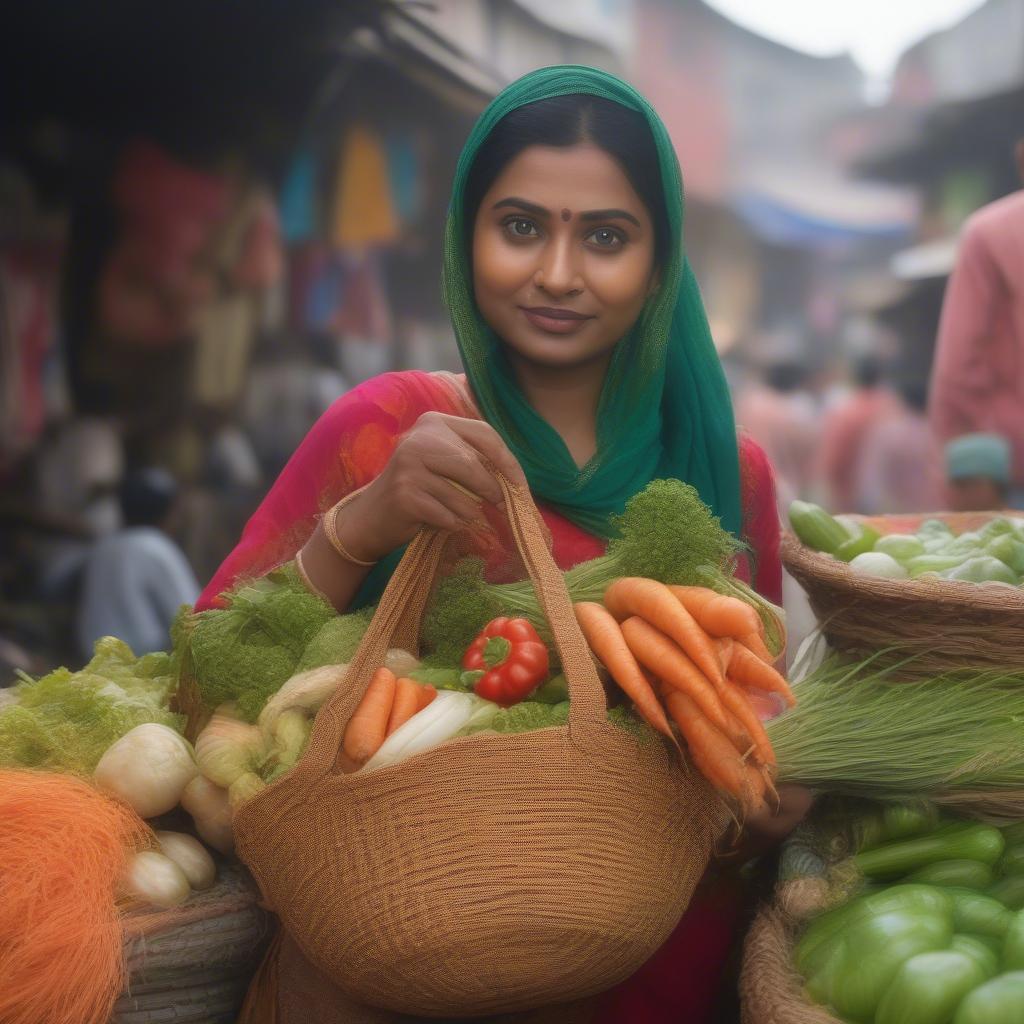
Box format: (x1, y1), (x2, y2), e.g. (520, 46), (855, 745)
(519, 306), (595, 335)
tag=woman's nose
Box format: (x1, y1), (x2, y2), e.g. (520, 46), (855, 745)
(534, 235), (583, 297)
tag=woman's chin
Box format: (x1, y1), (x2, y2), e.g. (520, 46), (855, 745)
(500, 334), (615, 373)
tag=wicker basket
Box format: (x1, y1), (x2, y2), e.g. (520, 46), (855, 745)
(111, 862), (270, 1024)
(782, 510), (1024, 677)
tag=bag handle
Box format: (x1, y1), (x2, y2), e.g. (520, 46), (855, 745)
(304, 474), (608, 773)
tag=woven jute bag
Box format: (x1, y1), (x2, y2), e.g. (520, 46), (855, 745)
(233, 476), (723, 1018)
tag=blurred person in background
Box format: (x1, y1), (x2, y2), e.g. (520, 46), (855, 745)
(32, 417), (124, 603)
(944, 433), (1012, 513)
(202, 67), (808, 1024)
(76, 466), (199, 660)
(814, 354), (900, 512)
(855, 378), (942, 515)
(930, 138), (1024, 506)
(734, 355), (818, 516)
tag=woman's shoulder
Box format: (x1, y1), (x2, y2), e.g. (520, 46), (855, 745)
(319, 370), (469, 426)
(737, 431), (776, 493)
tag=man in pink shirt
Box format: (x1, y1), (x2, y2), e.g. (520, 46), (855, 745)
(930, 140), (1024, 500)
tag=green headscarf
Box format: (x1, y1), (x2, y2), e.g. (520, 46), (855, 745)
(443, 65), (742, 538)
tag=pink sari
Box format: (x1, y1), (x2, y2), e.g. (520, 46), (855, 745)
(199, 370), (783, 1021)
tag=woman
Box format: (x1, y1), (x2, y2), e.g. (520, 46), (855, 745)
(206, 66), (803, 1022)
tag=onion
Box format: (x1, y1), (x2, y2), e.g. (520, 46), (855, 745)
(155, 830), (217, 890)
(121, 850), (190, 908)
(94, 723), (198, 818)
(180, 775), (234, 855)
(194, 704), (267, 788)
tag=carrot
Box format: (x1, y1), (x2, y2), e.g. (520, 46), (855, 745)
(604, 577), (724, 688)
(720, 676), (777, 767)
(662, 689), (754, 810)
(745, 763), (769, 815)
(668, 585), (762, 639)
(573, 601), (678, 747)
(717, 636), (735, 676)
(723, 708), (754, 758)
(728, 642), (797, 707)
(737, 630), (774, 664)
(386, 677), (422, 737)
(342, 666), (397, 764)
(416, 683), (438, 712)
(619, 615), (729, 732)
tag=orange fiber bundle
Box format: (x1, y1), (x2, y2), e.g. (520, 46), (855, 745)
(0, 770), (153, 1024)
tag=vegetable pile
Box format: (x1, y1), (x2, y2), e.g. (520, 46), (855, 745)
(574, 577), (790, 818)
(790, 501), (1024, 586)
(766, 652), (1024, 819)
(0, 637), (182, 775)
(423, 479), (784, 662)
(794, 801), (1024, 1023)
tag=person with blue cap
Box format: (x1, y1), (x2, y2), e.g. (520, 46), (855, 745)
(945, 433), (1013, 512)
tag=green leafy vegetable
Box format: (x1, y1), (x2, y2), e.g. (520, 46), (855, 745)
(421, 479), (769, 658)
(296, 606), (375, 672)
(0, 637), (183, 774)
(187, 563), (335, 720)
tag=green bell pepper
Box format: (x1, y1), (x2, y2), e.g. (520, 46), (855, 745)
(795, 885), (954, 978)
(953, 972), (1024, 1024)
(951, 934), (1001, 977)
(988, 876), (1024, 910)
(999, 844), (1024, 876)
(946, 888), (1014, 939)
(875, 950), (991, 1024)
(824, 910), (953, 1021)
(1002, 908), (1024, 970)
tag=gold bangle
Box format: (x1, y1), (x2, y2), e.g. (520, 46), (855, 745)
(323, 490), (377, 567)
(294, 548), (332, 604)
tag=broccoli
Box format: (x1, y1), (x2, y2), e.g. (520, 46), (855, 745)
(184, 562), (336, 720)
(420, 478), (750, 657)
(296, 607), (375, 672)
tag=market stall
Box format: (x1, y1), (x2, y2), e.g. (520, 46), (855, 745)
(738, 501), (1024, 1023)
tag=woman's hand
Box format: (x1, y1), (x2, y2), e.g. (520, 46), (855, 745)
(338, 412), (528, 562)
(718, 783), (814, 864)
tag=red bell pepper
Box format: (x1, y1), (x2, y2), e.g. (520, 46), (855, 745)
(461, 616), (550, 706)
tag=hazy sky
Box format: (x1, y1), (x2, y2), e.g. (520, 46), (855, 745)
(704, 0), (988, 84)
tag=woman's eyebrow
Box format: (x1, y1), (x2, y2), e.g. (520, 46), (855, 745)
(579, 208), (641, 227)
(492, 197), (549, 218)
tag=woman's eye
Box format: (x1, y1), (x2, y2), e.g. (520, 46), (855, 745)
(586, 227), (624, 249)
(504, 217), (539, 238)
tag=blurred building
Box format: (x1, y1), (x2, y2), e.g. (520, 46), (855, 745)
(630, 0), (915, 365)
(841, 0), (1024, 388)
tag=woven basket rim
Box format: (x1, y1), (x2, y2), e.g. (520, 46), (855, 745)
(781, 513), (1024, 614)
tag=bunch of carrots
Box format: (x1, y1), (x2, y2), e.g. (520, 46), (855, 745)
(341, 670), (437, 770)
(574, 577), (794, 818)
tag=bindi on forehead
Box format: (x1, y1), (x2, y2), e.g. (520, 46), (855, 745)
(561, 208), (572, 222)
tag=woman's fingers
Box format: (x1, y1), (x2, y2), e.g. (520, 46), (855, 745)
(444, 416), (528, 489)
(421, 440), (505, 506)
(420, 474), (485, 524)
(406, 489), (466, 533)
